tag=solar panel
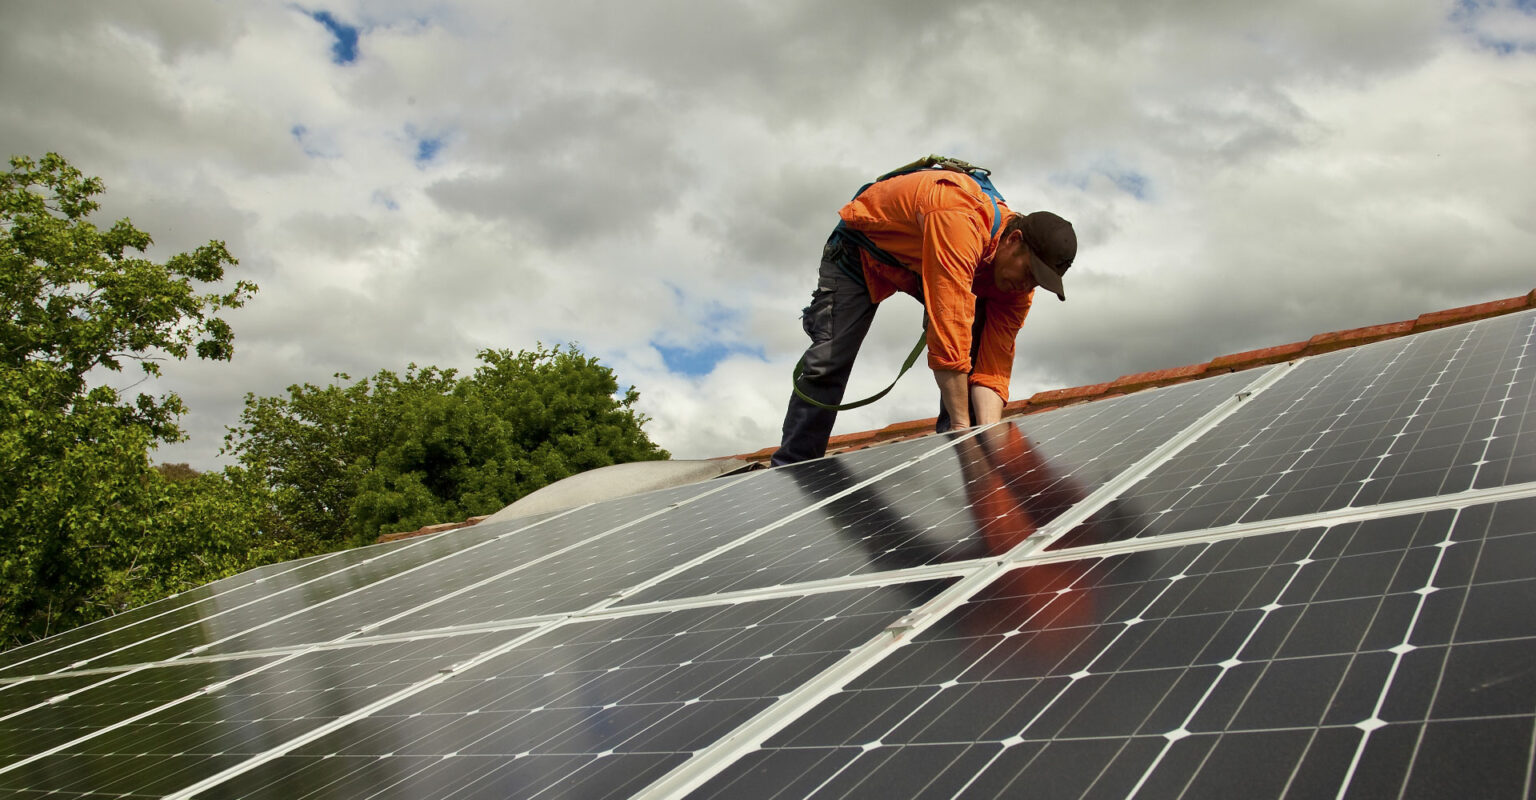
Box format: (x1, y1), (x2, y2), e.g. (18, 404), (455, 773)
(0, 657), (278, 769)
(193, 477), (740, 655)
(0, 516), (532, 679)
(23, 517), (543, 674)
(356, 436), (970, 637)
(0, 552), (345, 678)
(182, 581), (952, 799)
(3, 309), (1532, 798)
(0, 634), (512, 796)
(624, 370), (1260, 604)
(681, 497), (1535, 799)
(1050, 309), (1536, 551)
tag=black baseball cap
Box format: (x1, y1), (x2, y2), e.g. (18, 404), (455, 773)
(1020, 211), (1075, 301)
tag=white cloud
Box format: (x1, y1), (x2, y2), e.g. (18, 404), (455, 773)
(3, 0), (1533, 469)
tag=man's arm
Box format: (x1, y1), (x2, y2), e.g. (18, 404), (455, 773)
(970, 384), (1004, 426)
(935, 369), (972, 428)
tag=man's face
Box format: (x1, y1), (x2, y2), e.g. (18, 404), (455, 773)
(993, 231), (1036, 293)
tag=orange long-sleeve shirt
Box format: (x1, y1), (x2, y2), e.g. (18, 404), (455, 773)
(838, 170), (1034, 401)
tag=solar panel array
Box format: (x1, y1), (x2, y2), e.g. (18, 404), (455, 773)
(2, 309), (1532, 799)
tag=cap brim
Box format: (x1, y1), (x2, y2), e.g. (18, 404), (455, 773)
(1029, 253), (1067, 301)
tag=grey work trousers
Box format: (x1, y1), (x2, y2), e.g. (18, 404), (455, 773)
(771, 235), (878, 466)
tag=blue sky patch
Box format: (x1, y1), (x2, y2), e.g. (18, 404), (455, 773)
(1451, 0), (1536, 53)
(308, 10), (360, 64)
(1048, 162), (1153, 200)
(1103, 167), (1150, 200)
(290, 123), (335, 158)
(654, 342), (765, 377)
(416, 135), (445, 164)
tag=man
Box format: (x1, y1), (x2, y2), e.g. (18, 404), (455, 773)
(771, 168), (1076, 467)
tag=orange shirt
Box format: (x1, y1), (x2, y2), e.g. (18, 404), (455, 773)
(838, 170), (1034, 400)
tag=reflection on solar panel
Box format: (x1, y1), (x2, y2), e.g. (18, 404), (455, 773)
(2, 309), (1532, 798)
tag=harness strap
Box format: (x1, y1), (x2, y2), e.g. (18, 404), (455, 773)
(792, 330), (928, 411)
(788, 156), (1002, 412)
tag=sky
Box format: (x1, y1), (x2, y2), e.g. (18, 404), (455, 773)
(2, 0), (1534, 470)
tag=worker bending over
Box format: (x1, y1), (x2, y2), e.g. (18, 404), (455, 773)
(771, 168), (1076, 467)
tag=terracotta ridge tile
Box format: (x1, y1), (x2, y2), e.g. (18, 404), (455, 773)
(1207, 340), (1308, 372)
(1028, 382), (1112, 407)
(1304, 320), (1415, 354)
(1415, 294), (1532, 332)
(1110, 362), (1210, 392)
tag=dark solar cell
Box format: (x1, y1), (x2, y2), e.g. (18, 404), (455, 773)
(1051, 310), (1536, 550)
(194, 478), (731, 656)
(49, 520), (527, 671)
(182, 581), (952, 800)
(0, 658), (274, 767)
(0, 672), (123, 719)
(624, 371), (1258, 604)
(689, 499), (1536, 799)
(0, 552), (347, 678)
(0, 633), (508, 796)
(360, 437), (959, 636)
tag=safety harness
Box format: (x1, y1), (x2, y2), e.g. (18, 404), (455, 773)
(792, 156), (1005, 411)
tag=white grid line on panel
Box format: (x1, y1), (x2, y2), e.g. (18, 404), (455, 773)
(27, 508), (576, 680)
(1524, 717), (1536, 800)
(635, 479), (1536, 800)
(63, 478), (1536, 686)
(1468, 314), (1534, 489)
(332, 472), (763, 640)
(0, 550), (347, 685)
(1000, 480), (1536, 570)
(0, 650), (304, 779)
(0, 666), (143, 726)
(0, 512), (590, 728)
(996, 363), (1299, 561)
(631, 365), (1299, 799)
(117, 435), (990, 798)
(23, 323), (1532, 800)
(583, 429), (995, 610)
(1343, 325), (1474, 509)
(1330, 504), (1466, 800)
(158, 621), (574, 800)
(1120, 515), (1367, 799)
(15, 622), (551, 677)
(0, 472), (764, 773)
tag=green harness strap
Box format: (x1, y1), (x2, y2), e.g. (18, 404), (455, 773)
(792, 330), (928, 411)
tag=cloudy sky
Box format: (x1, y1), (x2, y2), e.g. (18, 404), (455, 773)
(3, 0), (1534, 469)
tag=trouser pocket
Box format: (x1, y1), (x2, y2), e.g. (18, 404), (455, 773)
(802, 274), (836, 342)
(802, 239), (847, 342)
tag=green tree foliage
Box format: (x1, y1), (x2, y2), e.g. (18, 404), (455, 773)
(226, 345), (670, 548)
(0, 153), (262, 646)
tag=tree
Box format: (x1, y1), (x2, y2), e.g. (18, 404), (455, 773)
(225, 345), (670, 547)
(0, 153), (260, 646)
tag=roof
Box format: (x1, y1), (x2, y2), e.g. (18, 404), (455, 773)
(3, 287), (1533, 798)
